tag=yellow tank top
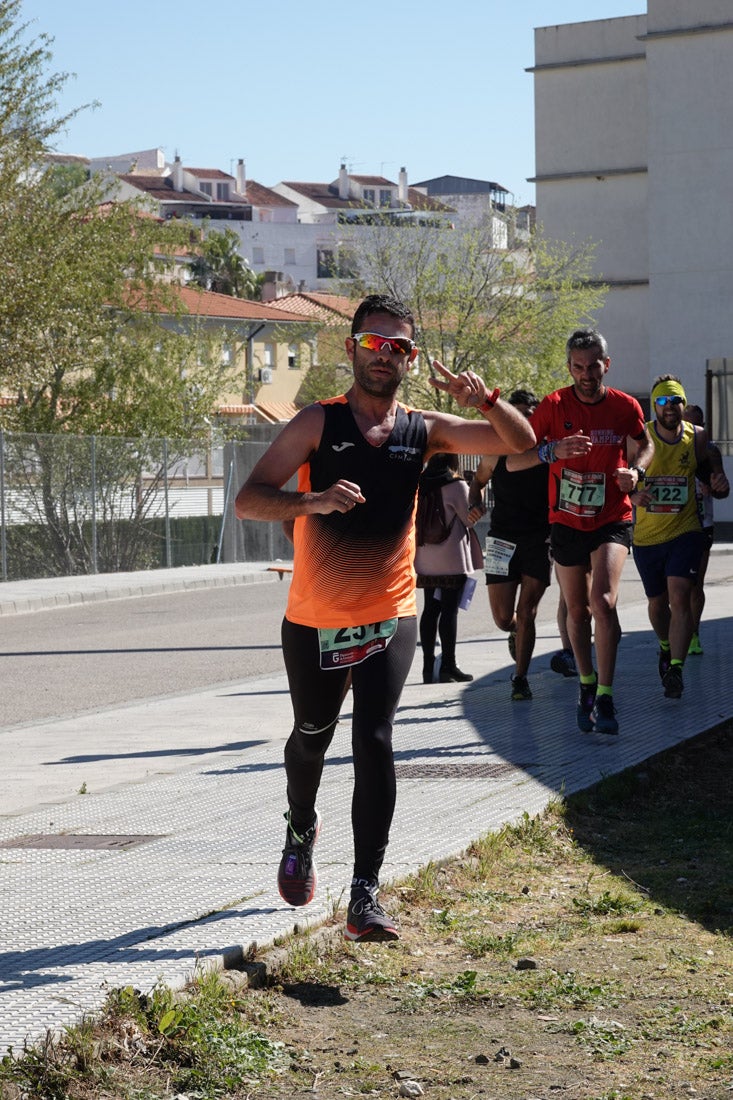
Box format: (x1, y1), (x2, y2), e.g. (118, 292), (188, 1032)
(633, 420), (701, 546)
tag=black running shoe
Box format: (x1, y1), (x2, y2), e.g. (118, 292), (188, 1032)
(344, 885), (399, 942)
(658, 648), (671, 680)
(591, 693), (619, 735)
(550, 648), (577, 677)
(277, 809), (321, 907)
(662, 665), (684, 699)
(511, 674), (532, 700)
(576, 681), (597, 733)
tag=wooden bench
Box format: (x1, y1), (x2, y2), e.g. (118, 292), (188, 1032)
(267, 564), (293, 580)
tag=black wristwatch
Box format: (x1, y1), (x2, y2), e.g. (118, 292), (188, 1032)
(630, 465), (646, 484)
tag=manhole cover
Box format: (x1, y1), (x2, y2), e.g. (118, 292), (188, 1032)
(0, 834), (162, 851)
(395, 761), (519, 779)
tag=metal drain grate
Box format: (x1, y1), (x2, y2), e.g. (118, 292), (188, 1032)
(395, 760), (520, 780)
(0, 834), (163, 851)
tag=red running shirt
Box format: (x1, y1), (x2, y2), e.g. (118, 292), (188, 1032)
(531, 386), (646, 531)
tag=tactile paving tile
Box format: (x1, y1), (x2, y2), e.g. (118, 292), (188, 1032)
(0, 605), (730, 1053)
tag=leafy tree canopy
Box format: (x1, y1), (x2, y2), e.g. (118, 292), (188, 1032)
(0, 0), (240, 440)
(341, 214), (606, 411)
(188, 226), (263, 300)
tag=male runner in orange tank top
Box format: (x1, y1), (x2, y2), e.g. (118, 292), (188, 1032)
(235, 294), (535, 941)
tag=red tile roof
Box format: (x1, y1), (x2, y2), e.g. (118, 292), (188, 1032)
(217, 404), (280, 424)
(406, 187), (455, 213)
(256, 400), (301, 422)
(244, 180), (298, 208)
(280, 182), (354, 209)
(119, 174), (250, 206)
(185, 168), (235, 180)
(119, 174), (193, 202)
(349, 175), (394, 186)
(174, 286), (310, 321)
(278, 180), (452, 213)
(268, 292), (356, 322)
(126, 283), (309, 322)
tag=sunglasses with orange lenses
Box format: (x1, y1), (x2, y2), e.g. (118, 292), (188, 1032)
(352, 332), (415, 356)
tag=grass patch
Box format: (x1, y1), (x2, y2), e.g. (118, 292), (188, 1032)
(0, 972), (284, 1100)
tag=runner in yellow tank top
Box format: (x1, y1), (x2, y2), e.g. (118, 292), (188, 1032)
(631, 375), (729, 700)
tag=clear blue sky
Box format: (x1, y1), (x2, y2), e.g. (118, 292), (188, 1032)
(21, 0), (644, 207)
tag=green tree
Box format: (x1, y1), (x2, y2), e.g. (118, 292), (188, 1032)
(296, 357), (353, 406)
(189, 226), (263, 299)
(0, 167), (239, 438)
(0, 2), (244, 575)
(0, 1), (240, 439)
(0, 0), (87, 192)
(343, 214), (605, 409)
(44, 160), (89, 198)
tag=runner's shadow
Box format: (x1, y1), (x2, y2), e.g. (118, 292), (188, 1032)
(0, 906), (279, 993)
(49, 740), (269, 764)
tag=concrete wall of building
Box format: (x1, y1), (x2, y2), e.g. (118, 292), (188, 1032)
(534, 23), (647, 177)
(646, 6), (733, 405)
(534, 16), (649, 400)
(250, 339), (310, 406)
(647, 0), (732, 32)
(270, 184), (334, 224)
(537, 174), (648, 283)
(595, 284), (650, 408)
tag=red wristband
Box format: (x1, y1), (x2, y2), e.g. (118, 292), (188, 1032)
(478, 387), (501, 414)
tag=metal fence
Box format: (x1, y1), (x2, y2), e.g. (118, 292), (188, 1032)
(0, 431), (232, 581)
(0, 428), (487, 582)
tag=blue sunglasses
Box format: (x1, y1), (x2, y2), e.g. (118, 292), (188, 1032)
(654, 395), (685, 406)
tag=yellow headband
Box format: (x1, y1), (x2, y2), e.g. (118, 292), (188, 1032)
(651, 379), (687, 406)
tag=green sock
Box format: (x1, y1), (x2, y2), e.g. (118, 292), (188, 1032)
(596, 685), (613, 698)
(659, 639), (671, 652)
(579, 671), (597, 686)
(670, 658), (684, 668)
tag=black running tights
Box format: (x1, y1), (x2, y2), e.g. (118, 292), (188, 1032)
(280, 615), (417, 885)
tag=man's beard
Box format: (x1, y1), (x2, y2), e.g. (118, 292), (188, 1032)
(353, 356), (404, 398)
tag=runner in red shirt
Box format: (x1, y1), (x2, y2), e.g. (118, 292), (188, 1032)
(506, 329), (654, 735)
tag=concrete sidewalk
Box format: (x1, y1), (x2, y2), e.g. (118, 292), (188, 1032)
(1, 552), (732, 1054)
(0, 561), (285, 617)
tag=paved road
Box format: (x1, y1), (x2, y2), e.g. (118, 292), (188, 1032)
(0, 581), (291, 728)
(0, 561), (651, 730)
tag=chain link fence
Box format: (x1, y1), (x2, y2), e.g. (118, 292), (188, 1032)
(0, 429), (487, 581)
(0, 431), (231, 581)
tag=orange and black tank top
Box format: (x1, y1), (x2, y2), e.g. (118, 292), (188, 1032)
(286, 397), (428, 628)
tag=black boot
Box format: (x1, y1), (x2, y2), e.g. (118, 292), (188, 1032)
(439, 665), (473, 683)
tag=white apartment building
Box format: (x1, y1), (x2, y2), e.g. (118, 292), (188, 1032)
(104, 155), (455, 293)
(532, 0), (733, 515)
